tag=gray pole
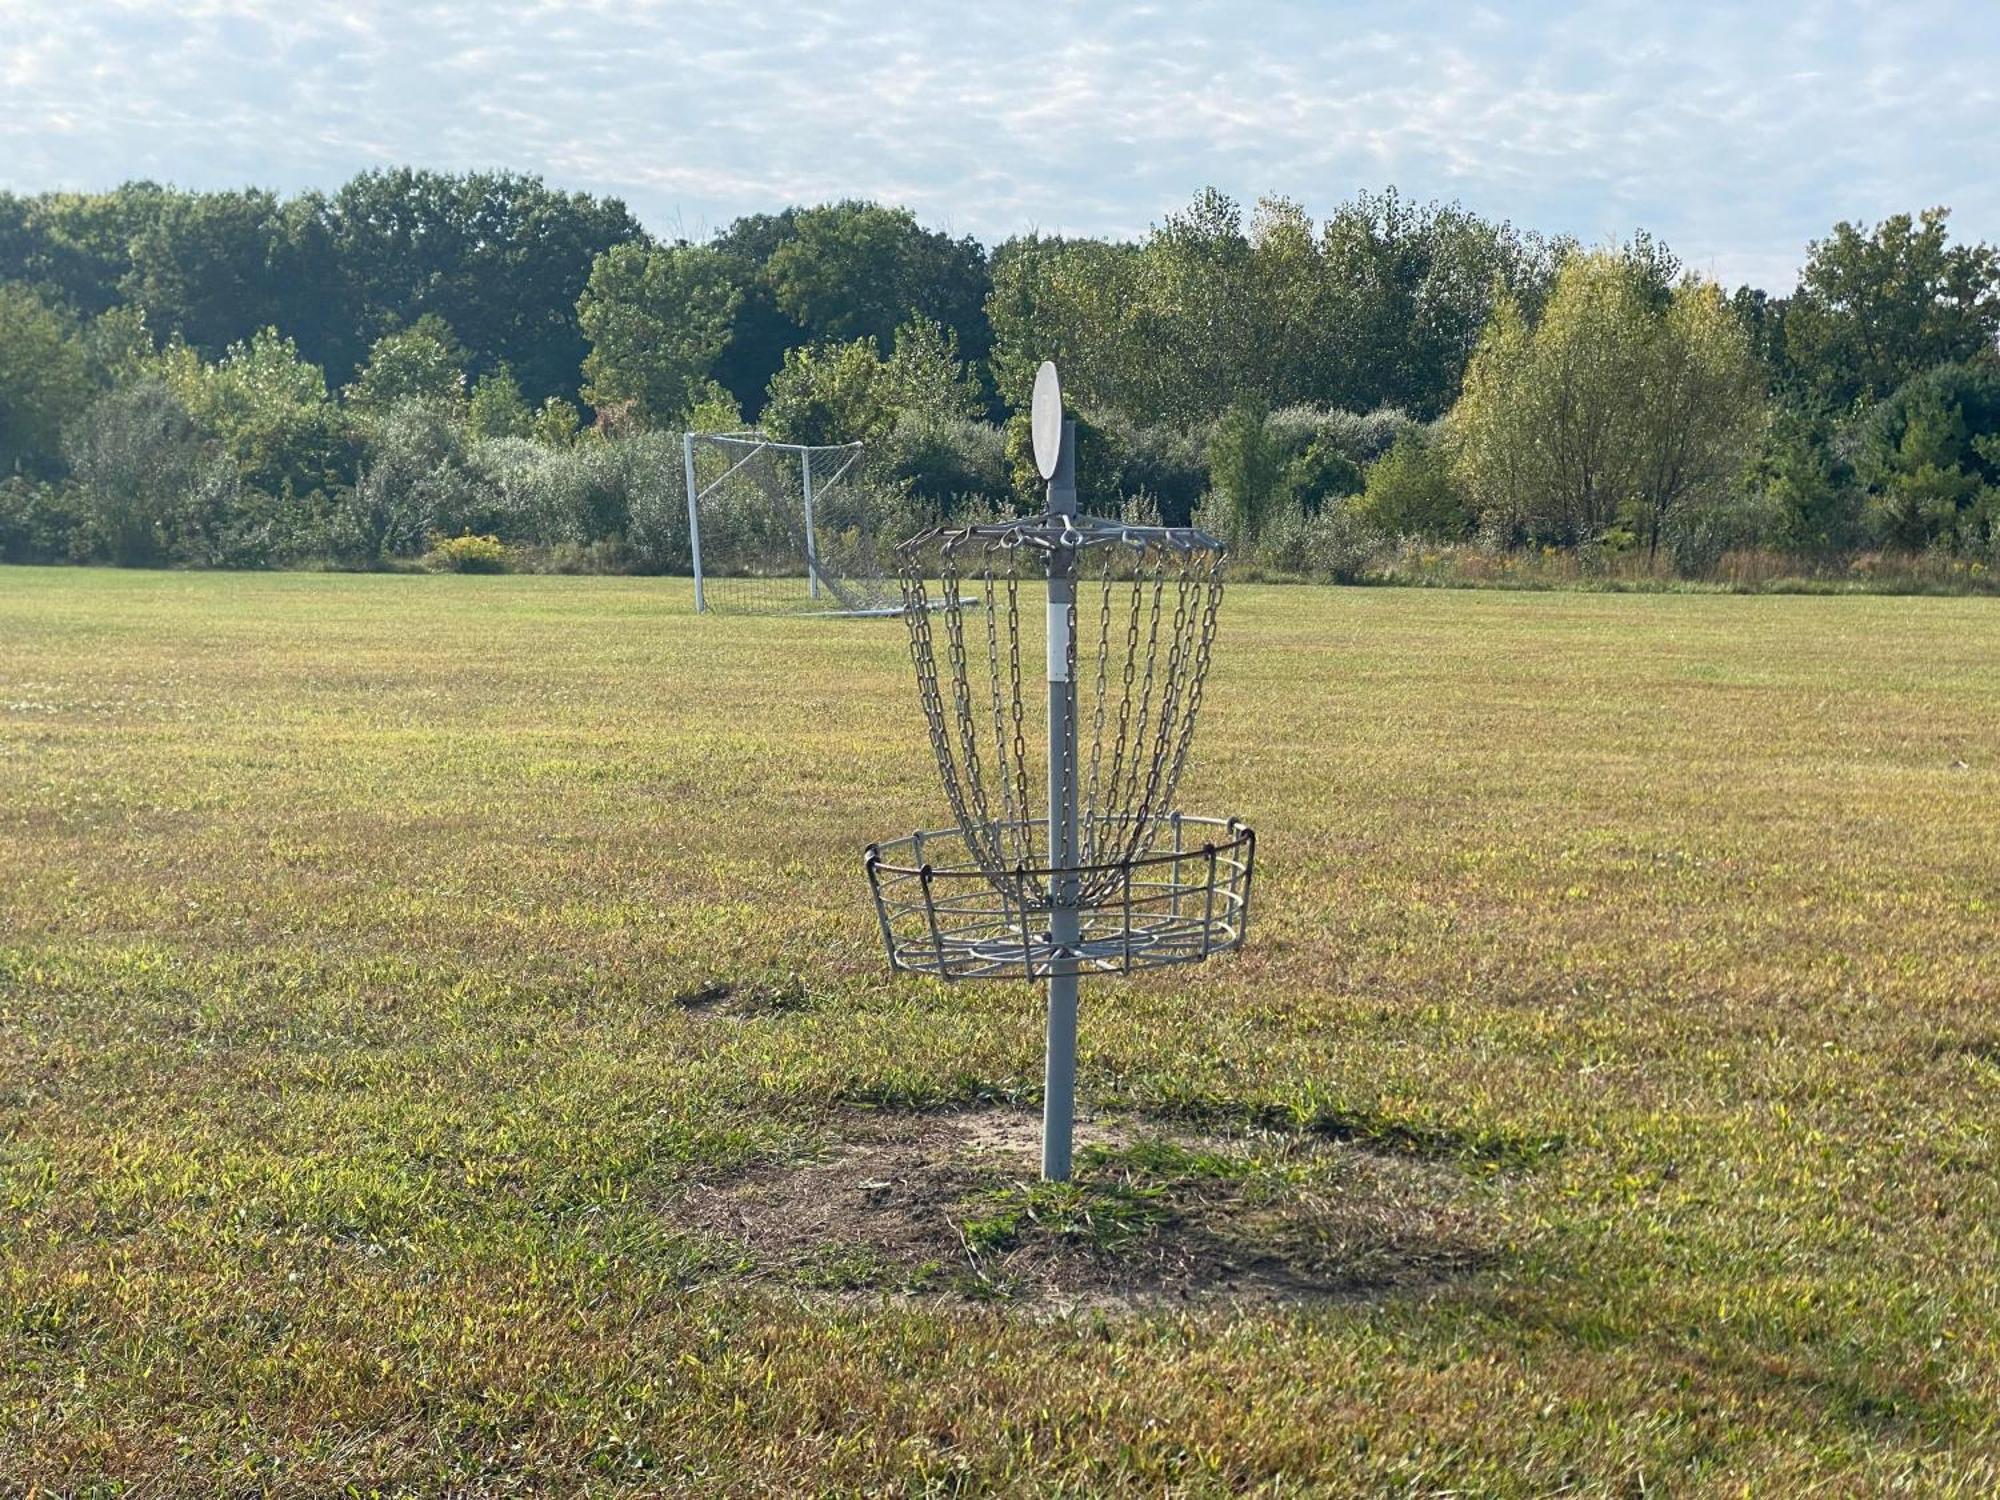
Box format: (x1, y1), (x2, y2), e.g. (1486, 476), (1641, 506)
(1043, 419), (1080, 1182)
(682, 432), (705, 614)
(801, 446), (821, 601)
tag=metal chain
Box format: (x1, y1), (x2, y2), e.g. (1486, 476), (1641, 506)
(900, 521), (1225, 917)
(1003, 557), (1037, 893)
(1070, 547), (1108, 867)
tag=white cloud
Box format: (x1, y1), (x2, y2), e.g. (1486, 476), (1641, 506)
(1, 0), (1996, 290)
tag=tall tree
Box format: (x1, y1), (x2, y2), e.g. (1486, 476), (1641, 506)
(1852, 362), (2000, 553)
(0, 184), (174, 317)
(1452, 250), (1763, 550)
(1783, 209), (2000, 409)
(764, 202), (990, 366)
(155, 328), (353, 498)
(0, 283), (93, 476)
(576, 243), (739, 425)
(120, 189), (292, 356)
(312, 169), (648, 399)
(707, 209), (808, 417)
(344, 315), (467, 414)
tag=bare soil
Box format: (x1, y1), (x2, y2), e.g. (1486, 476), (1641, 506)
(676, 1106), (1493, 1312)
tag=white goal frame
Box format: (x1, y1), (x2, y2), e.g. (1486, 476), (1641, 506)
(682, 430), (886, 614)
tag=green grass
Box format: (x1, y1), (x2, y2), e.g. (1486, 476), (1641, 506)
(1, 565), (1997, 1494)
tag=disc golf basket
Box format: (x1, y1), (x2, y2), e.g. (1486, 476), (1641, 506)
(864, 363), (1255, 1180)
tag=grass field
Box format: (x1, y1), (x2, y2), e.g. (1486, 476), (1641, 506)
(2, 566), (1997, 1496)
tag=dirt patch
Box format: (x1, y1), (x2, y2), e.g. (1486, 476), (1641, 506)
(677, 1107), (1493, 1311)
(670, 977), (810, 1020)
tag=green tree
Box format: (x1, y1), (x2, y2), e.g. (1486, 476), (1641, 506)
(1206, 398), (1284, 543)
(467, 367), (532, 440)
(0, 183), (173, 317)
(313, 169), (648, 399)
(761, 338), (892, 447)
(0, 283), (92, 476)
(156, 328), (353, 499)
(1316, 188), (1567, 417)
(880, 317), (984, 424)
(1275, 438), (1364, 516)
(577, 242), (739, 426)
(530, 396), (582, 446)
(764, 202), (989, 366)
(762, 318), (982, 448)
(1452, 251), (1764, 553)
(985, 188), (1563, 430)
(345, 315), (466, 413)
(986, 233), (1145, 415)
(120, 189), (292, 357)
(82, 305), (155, 388)
(684, 379), (743, 435)
(1853, 362), (2000, 553)
(1627, 281), (1768, 558)
(704, 209), (808, 417)
(1350, 427), (1470, 538)
(1783, 209), (2000, 408)
(1751, 402), (1864, 553)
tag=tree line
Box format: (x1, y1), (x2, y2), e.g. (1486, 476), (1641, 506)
(1, 170), (1996, 579)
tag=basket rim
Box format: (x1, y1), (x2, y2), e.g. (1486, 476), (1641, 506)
(864, 813), (1251, 883)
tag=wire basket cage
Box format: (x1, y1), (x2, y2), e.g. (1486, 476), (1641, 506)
(866, 509), (1254, 981)
(867, 813), (1253, 980)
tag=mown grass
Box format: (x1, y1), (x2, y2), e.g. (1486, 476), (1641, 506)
(1, 565), (1997, 1494)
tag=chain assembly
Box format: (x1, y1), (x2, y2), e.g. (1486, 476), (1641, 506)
(867, 509), (1252, 981)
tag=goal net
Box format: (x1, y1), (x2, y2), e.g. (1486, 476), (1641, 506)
(681, 431), (901, 614)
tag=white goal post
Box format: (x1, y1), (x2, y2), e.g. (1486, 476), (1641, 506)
(680, 430), (899, 615)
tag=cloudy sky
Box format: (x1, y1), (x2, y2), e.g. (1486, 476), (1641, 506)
(4, 0), (1996, 291)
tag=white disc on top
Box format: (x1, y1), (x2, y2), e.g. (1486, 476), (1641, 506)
(1030, 361), (1063, 480)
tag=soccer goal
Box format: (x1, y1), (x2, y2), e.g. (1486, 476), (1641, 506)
(681, 430), (901, 615)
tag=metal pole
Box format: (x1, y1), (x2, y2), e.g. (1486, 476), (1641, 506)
(682, 432), (705, 614)
(801, 446), (820, 601)
(1043, 418), (1080, 1182)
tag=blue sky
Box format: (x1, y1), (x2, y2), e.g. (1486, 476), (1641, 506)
(4, 1), (1996, 292)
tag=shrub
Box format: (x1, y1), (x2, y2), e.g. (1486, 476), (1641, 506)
(336, 399), (493, 564)
(1247, 500), (1386, 583)
(1277, 438), (1364, 515)
(1268, 405), (1417, 466)
(1853, 362), (2000, 555)
(1351, 427), (1473, 539)
(1108, 422), (1207, 525)
(1300, 505), (1389, 583)
(423, 531), (511, 573)
(0, 477), (87, 563)
(1206, 399), (1283, 544)
(64, 381), (247, 565)
(875, 411), (1008, 513)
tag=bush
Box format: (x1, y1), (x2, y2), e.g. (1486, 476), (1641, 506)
(1853, 362), (2000, 555)
(1206, 399), (1283, 544)
(1107, 422), (1207, 525)
(0, 477), (88, 563)
(64, 381), (248, 565)
(1248, 500), (1387, 583)
(335, 399), (493, 564)
(423, 531), (511, 573)
(1268, 405), (1417, 466)
(875, 411), (1008, 513)
(1277, 438), (1364, 515)
(1350, 427), (1473, 539)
